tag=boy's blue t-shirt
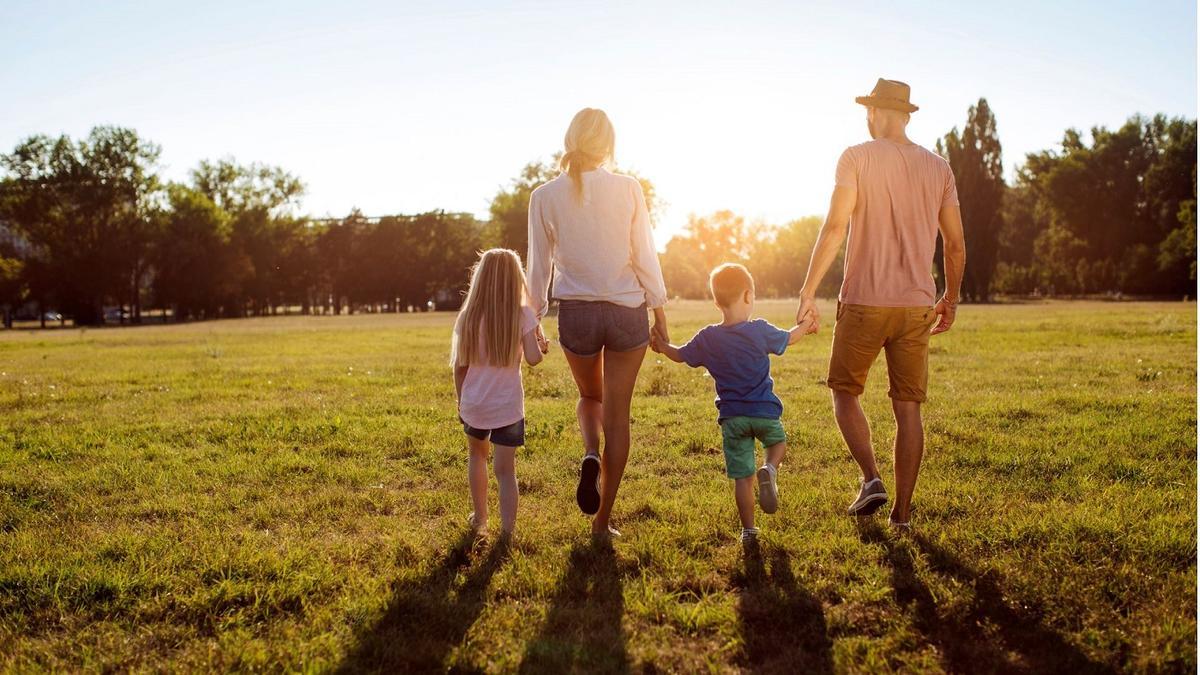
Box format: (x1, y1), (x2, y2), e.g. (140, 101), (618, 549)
(677, 319), (790, 420)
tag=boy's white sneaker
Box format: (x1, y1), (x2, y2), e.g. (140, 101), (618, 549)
(757, 464), (779, 514)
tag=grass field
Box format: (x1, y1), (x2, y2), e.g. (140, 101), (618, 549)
(0, 300), (1195, 673)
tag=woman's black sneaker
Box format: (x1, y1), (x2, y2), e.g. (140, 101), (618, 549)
(576, 454), (601, 515)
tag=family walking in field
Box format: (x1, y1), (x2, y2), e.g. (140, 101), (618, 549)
(451, 79), (967, 544)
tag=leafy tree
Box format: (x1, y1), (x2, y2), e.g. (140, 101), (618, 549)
(937, 98), (1005, 302)
(754, 216), (844, 299)
(1158, 199), (1197, 292)
(488, 160), (559, 253)
(0, 126), (162, 324)
(992, 183), (1049, 294)
(1015, 114), (1196, 295)
(316, 210), (483, 314)
(660, 210), (765, 299)
(191, 158), (304, 216)
(0, 251), (23, 328)
(153, 184), (248, 319)
(274, 217), (319, 314)
(408, 211), (483, 310)
(316, 210), (364, 314)
(189, 159), (307, 315)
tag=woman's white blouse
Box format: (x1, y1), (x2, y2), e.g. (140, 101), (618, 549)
(526, 168), (668, 319)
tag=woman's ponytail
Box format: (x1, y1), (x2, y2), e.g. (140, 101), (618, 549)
(561, 108), (615, 203)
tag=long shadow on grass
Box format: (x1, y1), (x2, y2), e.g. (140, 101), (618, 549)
(857, 521), (1112, 674)
(733, 541), (833, 674)
(518, 539), (628, 674)
(336, 529), (509, 673)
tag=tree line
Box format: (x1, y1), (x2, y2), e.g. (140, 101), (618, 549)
(0, 127), (484, 326)
(0, 102), (1195, 327)
(657, 101), (1196, 302)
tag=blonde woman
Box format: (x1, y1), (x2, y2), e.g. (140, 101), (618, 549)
(452, 248), (549, 539)
(527, 107), (669, 539)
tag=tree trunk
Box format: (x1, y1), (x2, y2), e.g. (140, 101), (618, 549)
(131, 268), (143, 324)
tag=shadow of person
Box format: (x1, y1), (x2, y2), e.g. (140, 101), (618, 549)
(856, 520), (1112, 674)
(518, 539), (629, 674)
(733, 540), (833, 674)
(336, 530), (510, 673)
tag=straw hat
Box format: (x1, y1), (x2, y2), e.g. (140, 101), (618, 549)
(855, 78), (919, 113)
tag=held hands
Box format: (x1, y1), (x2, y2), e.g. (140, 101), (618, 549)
(649, 327), (684, 363)
(796, 314), (819, 335)
(651, 307), (670, 346)
(931, 296), (957, 335)
(795, 295), (820, 334)
(534, 324), (551, 354)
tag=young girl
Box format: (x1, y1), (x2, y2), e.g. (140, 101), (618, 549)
(451, 249), (548, 538)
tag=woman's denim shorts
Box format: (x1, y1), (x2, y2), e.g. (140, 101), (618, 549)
(556, 300), (650, 356)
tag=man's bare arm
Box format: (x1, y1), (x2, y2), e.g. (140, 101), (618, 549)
(933, 204), (966, 335)
(795, 185), (857, 329)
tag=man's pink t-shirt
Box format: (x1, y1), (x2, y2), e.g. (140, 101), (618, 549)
(835, 138), (960, 307)
(456, 306), (538, 430)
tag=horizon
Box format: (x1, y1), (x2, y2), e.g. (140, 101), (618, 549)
(1, 0), (1196, 242)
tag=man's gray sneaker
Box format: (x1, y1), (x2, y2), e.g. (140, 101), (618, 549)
(848, 477), (888, 516)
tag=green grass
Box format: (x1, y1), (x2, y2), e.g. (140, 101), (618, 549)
(0, 300), (1195, 673)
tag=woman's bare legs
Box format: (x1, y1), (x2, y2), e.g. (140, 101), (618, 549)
(563, 349), (604, 457)
(592, 345), (646, 533)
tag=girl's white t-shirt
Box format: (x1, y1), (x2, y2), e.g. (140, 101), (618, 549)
(456, 306), (538, 430)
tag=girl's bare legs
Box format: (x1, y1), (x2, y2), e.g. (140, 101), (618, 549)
(592, 345), (646, 534)
(492, 443), (519, 534)
(467, 434), (491, 529)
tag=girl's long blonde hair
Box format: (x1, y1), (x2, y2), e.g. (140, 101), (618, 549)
(451, 248), (527, 368)
(560, 107), (615, 201)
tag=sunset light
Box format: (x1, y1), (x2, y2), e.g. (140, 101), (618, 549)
(2, 2), (1194, 241)
(1, 2), (1195, 672)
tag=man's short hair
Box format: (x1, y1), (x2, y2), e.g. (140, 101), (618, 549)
(710, 263), (754, 307)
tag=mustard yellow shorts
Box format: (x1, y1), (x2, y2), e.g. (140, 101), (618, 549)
(827, 303), (935, 402)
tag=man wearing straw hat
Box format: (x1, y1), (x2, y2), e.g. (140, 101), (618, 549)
(795, 78), (967, 530)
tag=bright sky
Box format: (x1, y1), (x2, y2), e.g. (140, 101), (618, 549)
(1, 1), (1195, 243)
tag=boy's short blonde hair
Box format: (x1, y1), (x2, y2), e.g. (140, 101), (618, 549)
(710, 263), (754, 307)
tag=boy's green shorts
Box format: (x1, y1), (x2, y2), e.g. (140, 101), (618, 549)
(719, 416), (786, 479)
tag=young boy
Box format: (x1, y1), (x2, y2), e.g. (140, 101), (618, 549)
(651, 263), (815, 544)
